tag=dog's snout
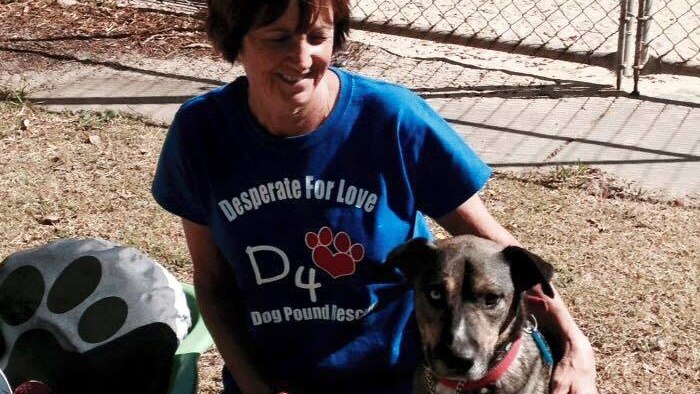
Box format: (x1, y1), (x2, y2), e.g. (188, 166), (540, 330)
(435, 344), (475, 374)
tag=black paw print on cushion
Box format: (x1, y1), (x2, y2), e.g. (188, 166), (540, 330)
(0, 239), (191, 394)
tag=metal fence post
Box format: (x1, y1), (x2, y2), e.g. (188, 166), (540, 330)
(616, 0), (637, 90)
(632, 0), (654, 95)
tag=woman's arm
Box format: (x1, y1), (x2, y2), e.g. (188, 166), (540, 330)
(436, 194), (598, 394)
(182, 218), (275, 394)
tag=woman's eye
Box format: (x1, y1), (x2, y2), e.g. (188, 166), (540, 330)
(309, 34), (329, 44)
(483, 293), (501, 307)
(428, 289), (443, 301)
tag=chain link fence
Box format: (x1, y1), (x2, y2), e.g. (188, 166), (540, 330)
(352, 0), (699, 85)
(633, 0), (699, 74)
(353, 0), (622, 67)
(131, 0), (699, 87)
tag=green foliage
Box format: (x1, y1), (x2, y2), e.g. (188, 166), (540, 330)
(549, 164), (591, 182)
(76, 109), (121, 130)
(0, 81), (29, 107)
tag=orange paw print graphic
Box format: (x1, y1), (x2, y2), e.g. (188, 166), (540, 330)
(305, 227), (365, 279)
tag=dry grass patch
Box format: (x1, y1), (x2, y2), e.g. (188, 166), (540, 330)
(0, 102), (697, 393)
(0, 102), (191, 278)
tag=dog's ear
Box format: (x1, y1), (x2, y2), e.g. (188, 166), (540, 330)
(385, 238), (439, 281)
(502, 246), (555, 298)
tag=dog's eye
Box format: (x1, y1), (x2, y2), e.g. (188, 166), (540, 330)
(428, 289), (443, 301)
(483, 293), (501, 307)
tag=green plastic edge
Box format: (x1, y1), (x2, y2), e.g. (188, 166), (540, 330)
(167, 282), (214, 394)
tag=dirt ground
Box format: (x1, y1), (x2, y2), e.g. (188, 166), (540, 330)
(0, 0), (207, 60)
(1, 1), (699, 393)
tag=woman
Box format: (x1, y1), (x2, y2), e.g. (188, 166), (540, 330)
(152, 0), (597, 393)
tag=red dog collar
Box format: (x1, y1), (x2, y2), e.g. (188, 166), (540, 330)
(437, 336), (523, 392)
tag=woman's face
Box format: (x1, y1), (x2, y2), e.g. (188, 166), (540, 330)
(239, 0), (335, 114)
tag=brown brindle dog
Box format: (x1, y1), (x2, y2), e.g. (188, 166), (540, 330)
(387, 235), (554, 394)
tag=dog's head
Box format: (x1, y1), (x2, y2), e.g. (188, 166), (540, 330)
(387, 235), (553, 380)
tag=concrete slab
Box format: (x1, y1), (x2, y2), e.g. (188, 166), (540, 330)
(430, 96), (614, 165)
(429, 94), (699, 198)
(25, 65), (222, 124)
(551, 100), (700, 196)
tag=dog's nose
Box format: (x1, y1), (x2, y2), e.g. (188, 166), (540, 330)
(437, 346), (474, 374)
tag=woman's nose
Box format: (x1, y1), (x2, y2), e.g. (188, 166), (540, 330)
(288, 37), (313, 71)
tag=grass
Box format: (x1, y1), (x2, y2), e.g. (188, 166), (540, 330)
(0, 102), (697, 393)
(0, 80), (29, 107)
(75, 109), (122, 130)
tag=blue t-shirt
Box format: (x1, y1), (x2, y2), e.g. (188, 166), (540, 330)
(152, 68), (491, 393)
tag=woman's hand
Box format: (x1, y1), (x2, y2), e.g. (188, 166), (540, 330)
(526, 287), (598, 394)
(550, 330), (598, 394)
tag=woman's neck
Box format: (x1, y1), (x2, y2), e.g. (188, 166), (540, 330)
(248, 71), (340, 137)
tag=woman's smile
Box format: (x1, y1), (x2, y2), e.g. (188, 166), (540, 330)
(279, 73), (310, 84)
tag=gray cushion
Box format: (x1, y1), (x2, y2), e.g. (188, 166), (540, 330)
(0, 238), (191, 393)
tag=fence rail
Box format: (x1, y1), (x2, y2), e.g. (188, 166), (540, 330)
(130, 0), (699, 87)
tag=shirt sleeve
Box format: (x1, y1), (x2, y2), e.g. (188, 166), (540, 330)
(400, 95), (492, 219)
(151, 107), (209, 225)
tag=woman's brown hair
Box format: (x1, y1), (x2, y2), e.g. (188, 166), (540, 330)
(206, 0), (350, 63)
